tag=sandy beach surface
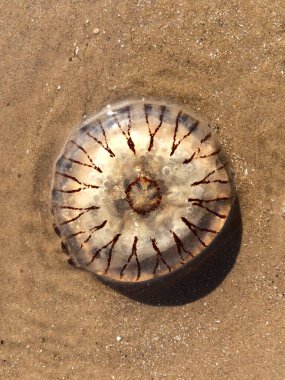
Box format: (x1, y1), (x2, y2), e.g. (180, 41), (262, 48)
(1, 1), (285, 379)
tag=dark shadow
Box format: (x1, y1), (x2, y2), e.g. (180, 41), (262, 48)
(99, 197), (242, 306)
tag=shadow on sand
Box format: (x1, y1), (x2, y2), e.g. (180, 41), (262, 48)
(99, 197), (242, 306)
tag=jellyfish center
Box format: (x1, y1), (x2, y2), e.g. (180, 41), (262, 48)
(125, 176), (162, 215)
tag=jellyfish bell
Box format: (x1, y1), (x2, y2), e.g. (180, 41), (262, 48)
(51, 99), (235, 283)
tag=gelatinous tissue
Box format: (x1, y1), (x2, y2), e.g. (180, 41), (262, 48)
(51, 100), (234, 283)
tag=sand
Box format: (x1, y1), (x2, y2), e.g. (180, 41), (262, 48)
(1, 1), (284, 379)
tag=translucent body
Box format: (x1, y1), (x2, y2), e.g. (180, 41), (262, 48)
(51, 100), (234, 282)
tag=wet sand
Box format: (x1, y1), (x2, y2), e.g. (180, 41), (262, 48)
(1, 1), (285, 379)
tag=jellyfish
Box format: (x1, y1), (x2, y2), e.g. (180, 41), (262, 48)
(51, 99), (234, 283)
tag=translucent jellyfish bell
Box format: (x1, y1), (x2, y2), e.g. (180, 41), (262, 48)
(51, 99), (235, 283)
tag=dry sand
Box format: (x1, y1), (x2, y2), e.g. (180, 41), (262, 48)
(1, 1), (284, 379)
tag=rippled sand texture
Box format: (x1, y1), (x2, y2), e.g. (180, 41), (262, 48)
(1, 1), (285, 379)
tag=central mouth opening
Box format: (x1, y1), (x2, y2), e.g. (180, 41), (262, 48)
(125, 176), (162, 215)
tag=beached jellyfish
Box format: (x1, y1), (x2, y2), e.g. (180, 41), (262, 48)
(51, 99), (234, 283)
